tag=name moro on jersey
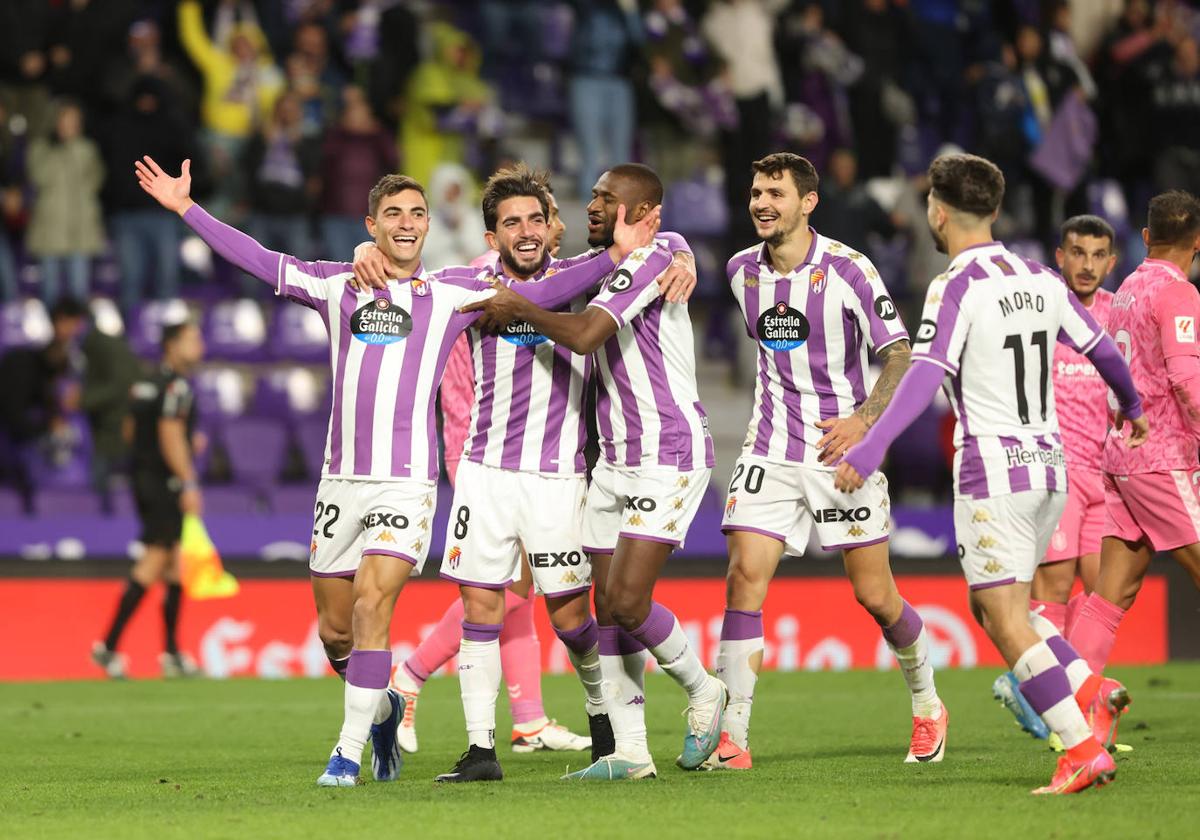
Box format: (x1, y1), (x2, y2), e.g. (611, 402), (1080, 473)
(350, 298), (413, 344)
(757, 301), (810, 351)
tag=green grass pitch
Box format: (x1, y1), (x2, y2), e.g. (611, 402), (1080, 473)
(4, 665), (1199, 839)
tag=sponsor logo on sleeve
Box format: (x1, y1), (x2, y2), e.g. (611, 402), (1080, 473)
(607, 268), (634, 293)
(874, 295), (898, 320)
(1176, 316), (1195, 343)
(350, 297), (412, 344)
(756, 301), (810, 351)
(915, 319), (937, 344)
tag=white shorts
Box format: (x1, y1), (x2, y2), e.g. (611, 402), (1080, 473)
(308, 477), (437, 578)
(721, 455), (891, 556)
(954, 489), (1066, 590)
(582, 462), (711, 553)
(439, 461), (591, 597)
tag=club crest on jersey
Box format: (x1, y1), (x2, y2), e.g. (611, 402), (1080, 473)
(447, 546), (462, 569)
(809, 268), (826, 294)
(351, 297), (412, 344)
(411, 278), (429, 296)
(756, 301), (810, 351)
(501, 320), (549, 347)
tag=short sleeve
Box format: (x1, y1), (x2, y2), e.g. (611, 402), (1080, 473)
(1055, 282), (1105, 354)
(160, 377), (194, 420)
(842, 256), (908, 350)
(1154, 281), (1200, 359)
(588, 246), (673, 329)
(911, 272), (971, 374)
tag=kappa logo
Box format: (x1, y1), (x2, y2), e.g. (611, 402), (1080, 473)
(417, 517), (428, 530)
(744, 275), (760, 288)
(983, 558), (1004, 574)
(971, 509), (991, 523)
(411, 538), (423, 552)
(559, 571), (583, 586)
(447, 546), (462, 569)
(673, 498), (684, 510)
(627, 514), (645, 527)
(664, 520), (678, 533)
(626, 695), (645, 706)
(625, 496), (658, 512)
(377, 530), (396, 543)
(977, 536), (998, 550)
(529, 551), (583, 568)
(363, 512), (409, 529)
(847, 525), (867, 537)
(422, 495), (434, 509)
(725, 496), (737, 517)
(1177, 316), (1196, 344)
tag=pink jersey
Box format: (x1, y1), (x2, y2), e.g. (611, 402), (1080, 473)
(1102, 259), (1200, 475)
(1054, 289), (1113, 473)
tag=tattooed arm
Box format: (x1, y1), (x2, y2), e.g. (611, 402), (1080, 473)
(816, 340), (912, 465)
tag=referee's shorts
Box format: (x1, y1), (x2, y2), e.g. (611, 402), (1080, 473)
(133, 472), (184, 547)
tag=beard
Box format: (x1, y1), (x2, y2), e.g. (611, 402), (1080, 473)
(928, 221), (948, 254)
(498, 242), (545, 278)
(587, 222), (614, 248)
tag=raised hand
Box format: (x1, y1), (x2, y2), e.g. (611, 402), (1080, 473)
(656, 250), (697, 304)
(135, 156), (194, 216)
(612, 203), (661, 259)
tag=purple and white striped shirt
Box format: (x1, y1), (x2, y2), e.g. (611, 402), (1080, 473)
(728, 231), (907, 467)
(589, 242), (714, 470)
(182, 204), (614, 482)
(462, 251), (597, 474)
(911, 242), (1104, 500)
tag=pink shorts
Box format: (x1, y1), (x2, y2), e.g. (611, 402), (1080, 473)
(1104, 469), (1200, 551)
(1043, 469), (1105, 563)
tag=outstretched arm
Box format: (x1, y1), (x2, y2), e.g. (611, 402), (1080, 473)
(480, 288), (618, 355)
(834, 360), (946, 492)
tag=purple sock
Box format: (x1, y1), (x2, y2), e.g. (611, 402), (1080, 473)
(345, 649), (392, 689)
(1018, 666), (1073, 715)
(1045, 634), (1083, 667)
(630, 602), (676, 649)
(554, 616), (599, 655)
(462, 621), (502, 643)
(599, 624), (646, 655)
(720, 608), (763, 640)
(881, 601), (923, 649)
(327, 654), (350, 680)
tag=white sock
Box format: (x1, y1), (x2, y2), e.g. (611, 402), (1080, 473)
(568, 643), (607, 715)
(459, 638), (501, 749)
(334, 683), (384, 763)
(372, 691), (394, 725)
(1013, 641), (1092, 749)
(1029, 610), (1092, 693)
(601, 650), (649, 759)
(716, 637), (761, 747)
(888, 626), (941, 718)
(646, 619), (716, 704)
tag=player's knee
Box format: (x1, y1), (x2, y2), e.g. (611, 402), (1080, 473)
(607, 589), (649, 632)
(725, 558), (769, 607)
(319, 625), (353, 658)
(852, 584), (893, 622)
(352, 589), (390, 628)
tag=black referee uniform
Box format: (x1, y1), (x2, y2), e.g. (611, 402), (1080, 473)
(129, 365), (197, 547)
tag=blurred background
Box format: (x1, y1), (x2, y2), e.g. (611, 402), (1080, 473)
(1, 0), (1199, 678)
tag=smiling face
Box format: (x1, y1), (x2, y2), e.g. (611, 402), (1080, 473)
(1056, 232), (1116, 300)
(749, 170), (813, 248)
(585, 171), (649, 247)
(365, 189), (429, 269)
(486, 195), (548, 279)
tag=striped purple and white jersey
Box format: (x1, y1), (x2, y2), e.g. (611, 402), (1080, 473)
(728, 232), (908, 467)
(182, 204), (614, 482)
(589, 242), (714, 470)
(462, 251), (598, 475)
(911, 241), (1105, 500)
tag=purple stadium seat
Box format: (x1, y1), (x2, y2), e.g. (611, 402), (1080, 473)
(128, 299), (192, 359)
(203, 299), (269, 362)
(663, 180), (728, 238)
(108, 486), (136, 517)
(201, 484), (260, 513)
(0, 299), (52, 352)
(33, 487), (102, 516)
(0, 486), (26, 516)
(222, 418), (288, 489)
(250, 368), (326, 420)
(296, 418), (329, 480)
(271, 305), (327, 363)
(193, 367), (248, 422)
(270, 483), (317, 515)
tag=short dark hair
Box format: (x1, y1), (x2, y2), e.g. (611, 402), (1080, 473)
(161, 320), (195, 350)
(751, 153), (819, 196)
(368, 174), (426, 217)
(480, 164), (551, 232)
(606, 163), (664, 207)
(1146, 190), (1200, 248)
(1060, 215), (1116, 249)
(928, 153), (1005, 217)
(49, 297), (88, 321)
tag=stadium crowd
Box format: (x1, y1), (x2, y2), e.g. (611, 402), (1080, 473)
(1, 0), (1199, 514)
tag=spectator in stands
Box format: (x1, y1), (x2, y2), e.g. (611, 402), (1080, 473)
(42, 0), (138, 112)
(102, 18), (199, 119)
(242, 91), (321, 290)
(319, 85), (397, 262)
(0, 297), (87, 510)
(813, 148), (897, 255)
(178, 0), (284, 218)
(421, 162), (486, 271)
(81, 312), (141, 513)
(100, 76), (195, 315)
(1148, 34), (1200, 197)
(567, 0), (644, 199)
(26, 99), (104, 305)
(401, 21), (497, 188)
(0, 0), (54, 136)
(364, 0), (420, 127)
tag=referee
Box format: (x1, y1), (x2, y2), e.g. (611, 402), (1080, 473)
(92, 321), (206, 678)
